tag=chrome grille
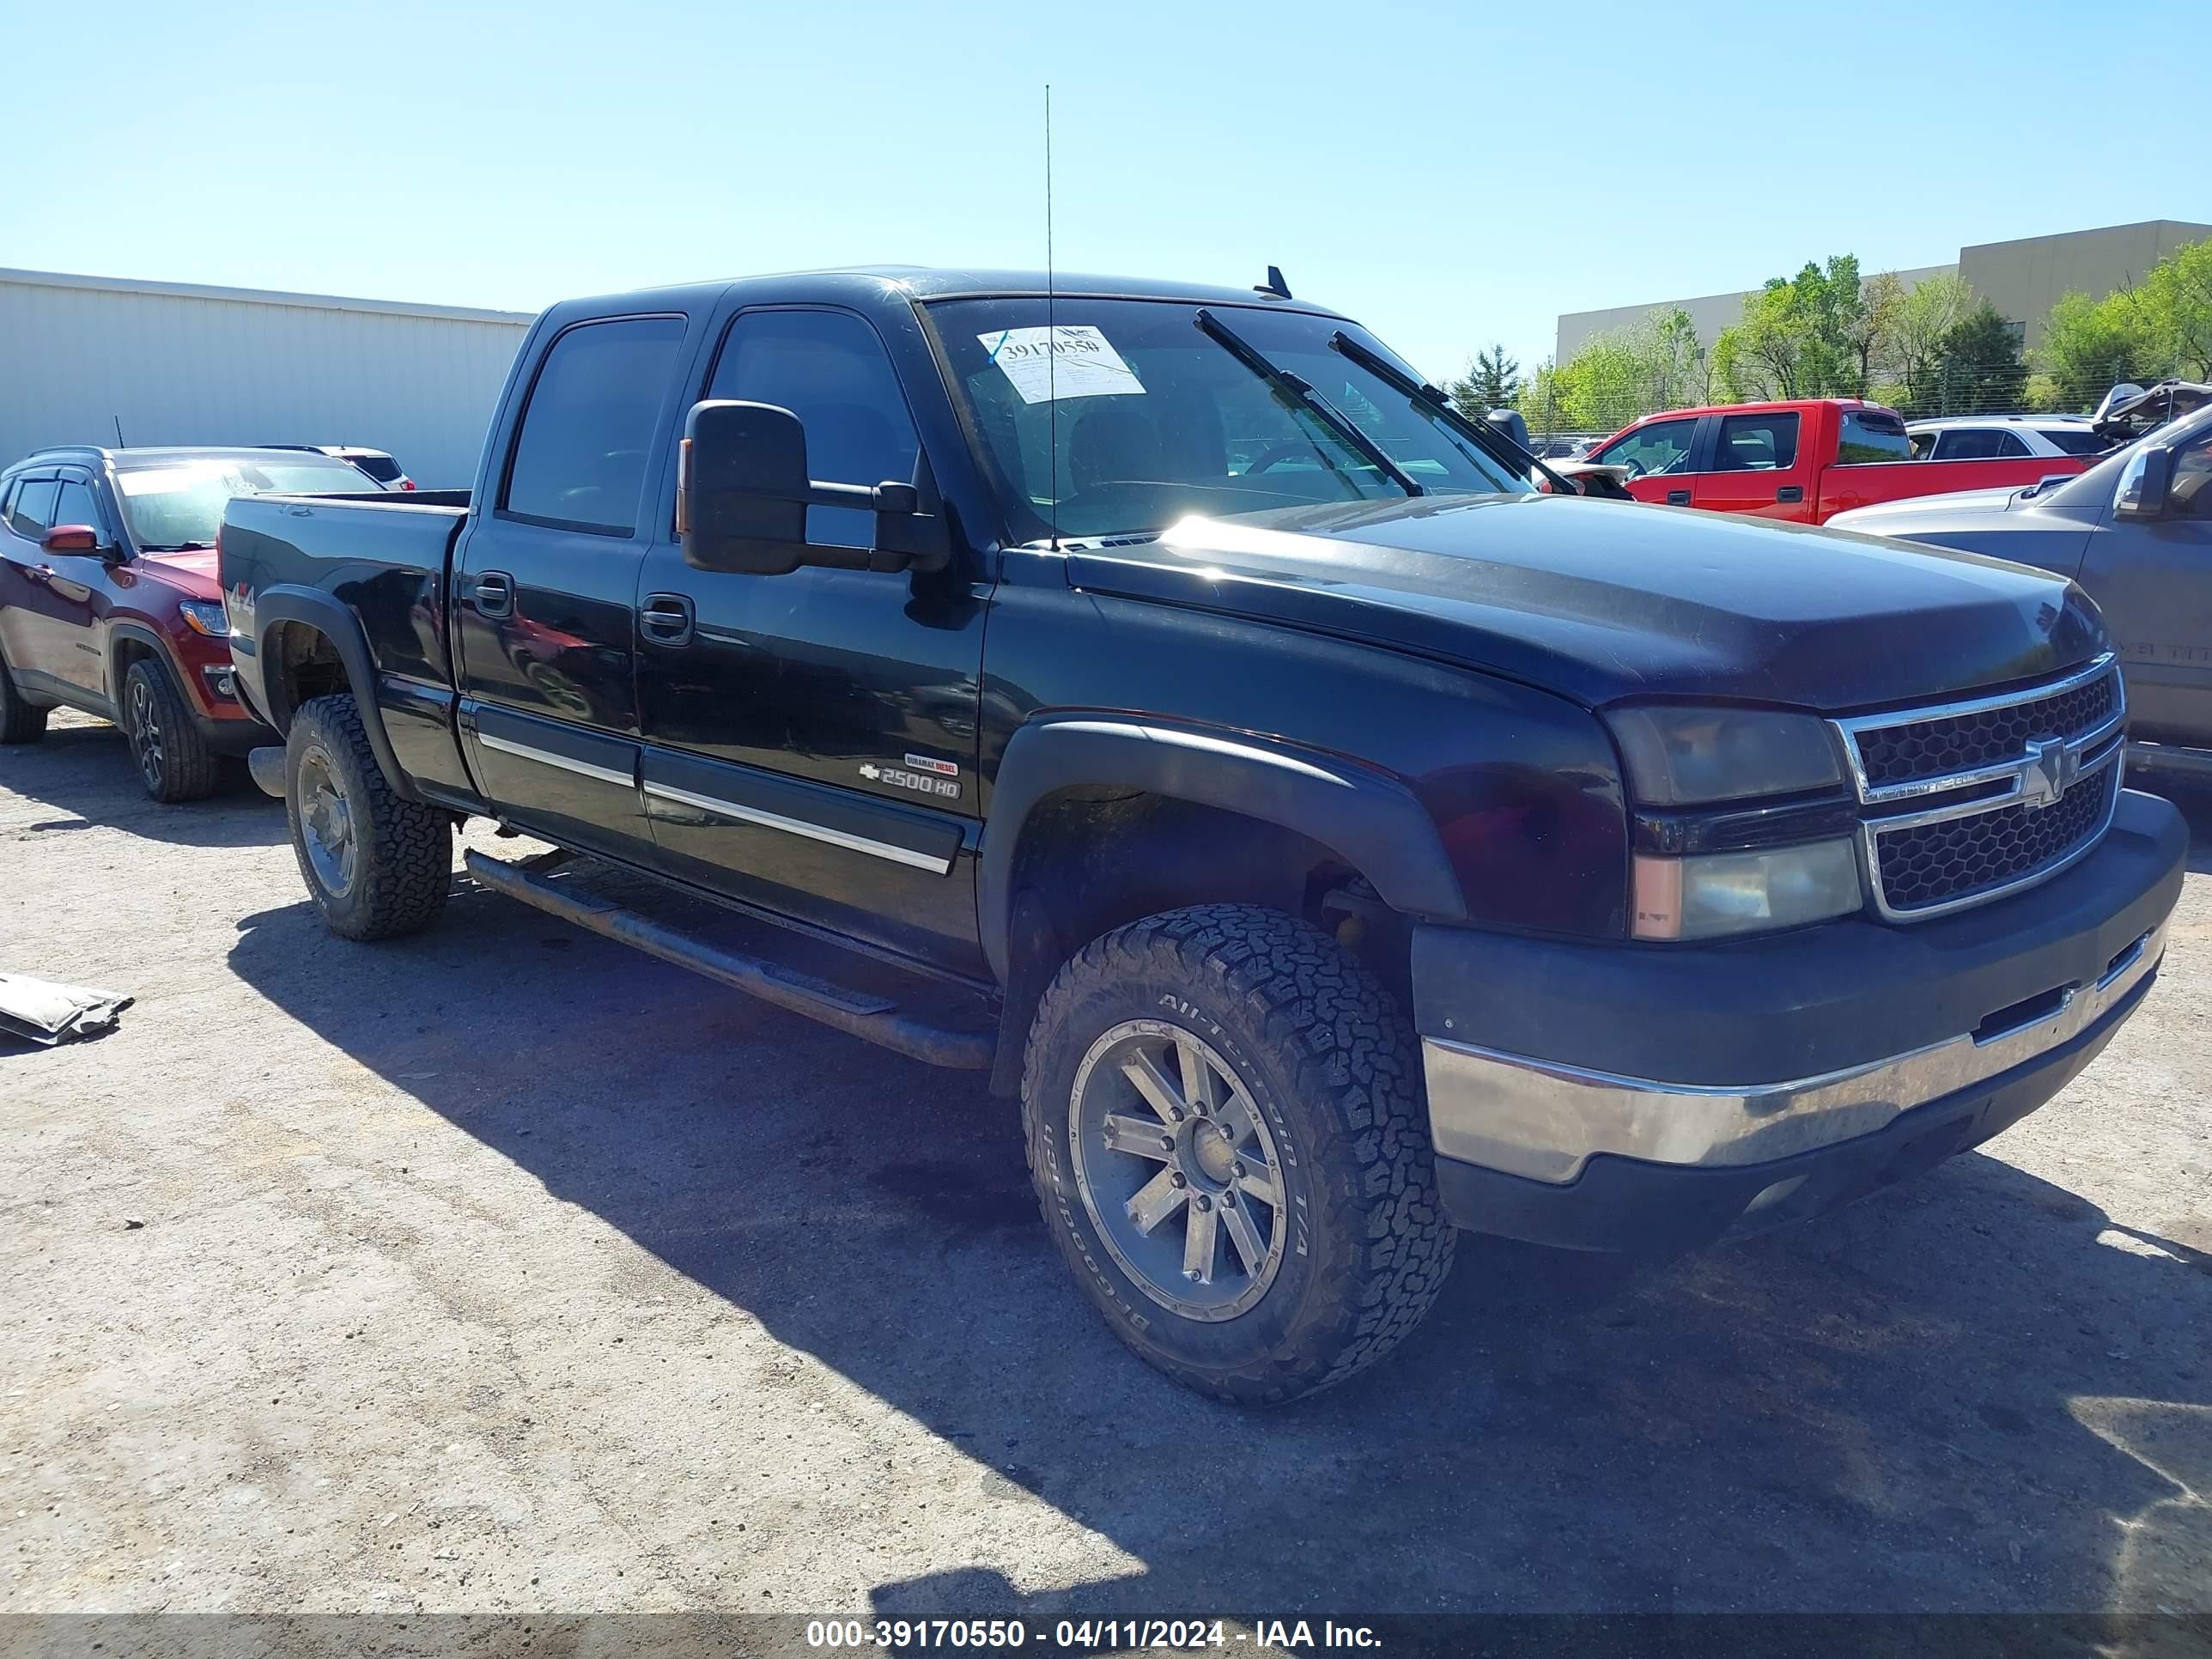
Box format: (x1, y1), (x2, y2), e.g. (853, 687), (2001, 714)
(1835, 654), (2125, 921)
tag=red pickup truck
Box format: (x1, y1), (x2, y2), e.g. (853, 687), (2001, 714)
(1581, 399), (2094, 525)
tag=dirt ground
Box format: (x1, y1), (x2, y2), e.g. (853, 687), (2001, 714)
(3, 709), (2209, 1623)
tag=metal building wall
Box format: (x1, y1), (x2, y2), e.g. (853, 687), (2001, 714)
(0, 270), (534, 488)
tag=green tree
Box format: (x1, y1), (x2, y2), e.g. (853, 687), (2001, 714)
(1888, 272), (1974, 414)
(1448, 343), (1522, 417)
(2035, 290), (2151, 408)
(2135, 237), (2212, 378)
(1713, 255), (1893, 401)
(1935, 301), (2028, 414)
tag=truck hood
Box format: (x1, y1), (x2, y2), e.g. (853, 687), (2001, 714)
(1063, 494), (2104, 711)
(1825, 490), (2100, 583)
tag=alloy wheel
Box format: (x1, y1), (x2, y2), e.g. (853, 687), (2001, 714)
(125, 677), (165, 793)
(1068, 1019), (1287, 1321)
(295, 744), (360, 899)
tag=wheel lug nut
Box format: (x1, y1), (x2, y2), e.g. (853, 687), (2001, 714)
(1231, 1160), (1246, 1179)
(1195, 1194), (1212, 1212)
(1158, 1135), (1175, 1152)
(1220, 1190), (1235, 1206)
(1169, 1171), (1187, 1188)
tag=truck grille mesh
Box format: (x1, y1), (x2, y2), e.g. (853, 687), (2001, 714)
(1872, 764), (2118, 915)
(1855, 671), (2117, 788)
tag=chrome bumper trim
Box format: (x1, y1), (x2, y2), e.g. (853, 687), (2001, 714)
(1421, 917), (2166, 1185)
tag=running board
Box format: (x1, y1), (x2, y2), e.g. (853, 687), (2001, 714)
(2127, 740), (2212, 783)
(462, 848), (994, 1071)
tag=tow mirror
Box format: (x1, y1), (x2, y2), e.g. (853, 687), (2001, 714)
(2113, 446), (2172, 520)
(679, 399), (949, 576)
(40, 524), (106, 556)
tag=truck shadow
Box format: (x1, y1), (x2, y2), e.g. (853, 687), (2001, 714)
(0, 719), (283, 848)
(224, 881), (2210, 1616)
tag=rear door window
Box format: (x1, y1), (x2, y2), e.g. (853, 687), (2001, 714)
(1933, 428), (2027, 460)
(2037, 428), (2106, 456)
(1711, 412), (1800, 471)
(6, 478), (58, 539)
(503, 315), (688, 535)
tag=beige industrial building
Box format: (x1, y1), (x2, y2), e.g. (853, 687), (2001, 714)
(1554, 219), (2212, 362)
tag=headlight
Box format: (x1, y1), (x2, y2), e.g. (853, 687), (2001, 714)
(1632, 839), (1862, 940)
(178, 599), (230, 638)
(1607, 704), (1843, 805)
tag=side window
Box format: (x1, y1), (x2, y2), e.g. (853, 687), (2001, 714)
(1995, 431), (2032, 458)
(52, 481), (106, 538)
(1838, 410), (1912, 465)
(502, 315), (687, 535)
(7, 479), (59, 539)
(1936, 428), (2005, 461)
(1595, 417), (1698, 478)
(706, 309), (923, 547)
(1711, 412), (1800, 472)
(2039, 428), (2106, 457)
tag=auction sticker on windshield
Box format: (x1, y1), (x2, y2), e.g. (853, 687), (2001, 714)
(978, 325), (1146, 404)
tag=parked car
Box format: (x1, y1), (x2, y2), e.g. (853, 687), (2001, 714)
(219, 268), (2185, 1403)
(0, 445), (385, 799)
(1906, 416), (2106, 460)
(1832, 402), (2212, 781)
(263, 444), (415, 490)
(1585, 398), (2093, 523)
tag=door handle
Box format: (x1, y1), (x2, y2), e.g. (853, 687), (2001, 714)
(1777, 485), (1805, 503)
(473, 571), (514, 617)
(28, 563), (56, 583)
(640, 592), (695, 647)
(1665, 489), (1691, 506)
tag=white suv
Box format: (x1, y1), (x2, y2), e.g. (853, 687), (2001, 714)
(1906, 416), (2105, 462)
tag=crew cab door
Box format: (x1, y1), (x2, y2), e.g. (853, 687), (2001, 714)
(451, 313), (693, 859)
(1692, 408), (1812, 520)
(2081, 422), (2212, 748)
(1588, 416), (1705, 507)
(633, 305), (988, 975)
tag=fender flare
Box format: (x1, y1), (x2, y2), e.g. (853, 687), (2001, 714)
(103, 623), (193, 718)
(251, 584), (419, 801)
(977, 715), (1467, 984)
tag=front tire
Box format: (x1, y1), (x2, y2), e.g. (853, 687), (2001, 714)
(1023, 904), (1455, 1404)
(286, 693), (452, 940)
(0, 648), (48, 744)
(122, 659), (217, 801)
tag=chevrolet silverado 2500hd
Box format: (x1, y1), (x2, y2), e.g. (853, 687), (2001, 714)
(218, 269), (2188, 1403)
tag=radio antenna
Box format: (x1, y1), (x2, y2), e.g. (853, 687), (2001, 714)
(1045, 82), (1060, 550)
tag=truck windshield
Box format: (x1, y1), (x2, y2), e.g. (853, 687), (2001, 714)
(928, 298), (1530, 544)
(116, 454), (380, 548)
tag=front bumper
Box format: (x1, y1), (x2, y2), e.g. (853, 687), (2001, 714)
(1414, 787), (2187, 1252)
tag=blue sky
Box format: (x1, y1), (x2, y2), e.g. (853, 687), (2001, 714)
(9, 0), (2205, 383)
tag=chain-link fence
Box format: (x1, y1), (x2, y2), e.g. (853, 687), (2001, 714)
(1510, 364), (2139, 443)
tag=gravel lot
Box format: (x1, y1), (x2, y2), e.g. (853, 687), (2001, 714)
(3, 709), (2209, 1621)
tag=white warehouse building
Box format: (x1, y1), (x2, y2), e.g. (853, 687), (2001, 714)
(0, 268), (534, 489)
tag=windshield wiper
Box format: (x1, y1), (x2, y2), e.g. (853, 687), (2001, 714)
(136, 540), (216, 552)
(1193, 308), (1423, 498)
(1325, 331), (1572, 494)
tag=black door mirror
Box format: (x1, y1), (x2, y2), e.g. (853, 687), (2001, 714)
(2113, 446), (2173, 520)
(679, 399), (951, 576)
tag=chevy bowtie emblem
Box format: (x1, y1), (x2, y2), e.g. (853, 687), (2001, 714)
(2019, 736), (2075, 810)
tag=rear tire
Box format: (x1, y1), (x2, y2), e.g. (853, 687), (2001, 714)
(0, 648), (48, 744)
(286, 693), (451, 940)
(1022, 903), (1455, 1404)
(122, 659), (217, 801)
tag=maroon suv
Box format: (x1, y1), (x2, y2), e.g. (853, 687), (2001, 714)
(0, 446), (381, 800)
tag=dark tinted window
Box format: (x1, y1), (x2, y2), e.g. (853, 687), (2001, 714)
(6, 479), (58, 539)
(1932, 428), (2027, 461)
(708, 310), (922, 547)
(2170, 422), (2212, 520)
(1712, 411), (1799, 471)
(1838, 410), (1912, 465)
(2037, 428), (2106, 456)
(504, 315), (686, 534)
(1595, 417), (1699, 477)
(52, 481), (105, 536)
(351, 455), (404, 483)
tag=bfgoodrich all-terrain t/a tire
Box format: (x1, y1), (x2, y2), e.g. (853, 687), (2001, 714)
(286, 693), (452, 941)
(1023, 903), (1455, 1404)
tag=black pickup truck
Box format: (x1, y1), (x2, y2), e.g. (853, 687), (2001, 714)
(219, 268), (2188, 1403)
